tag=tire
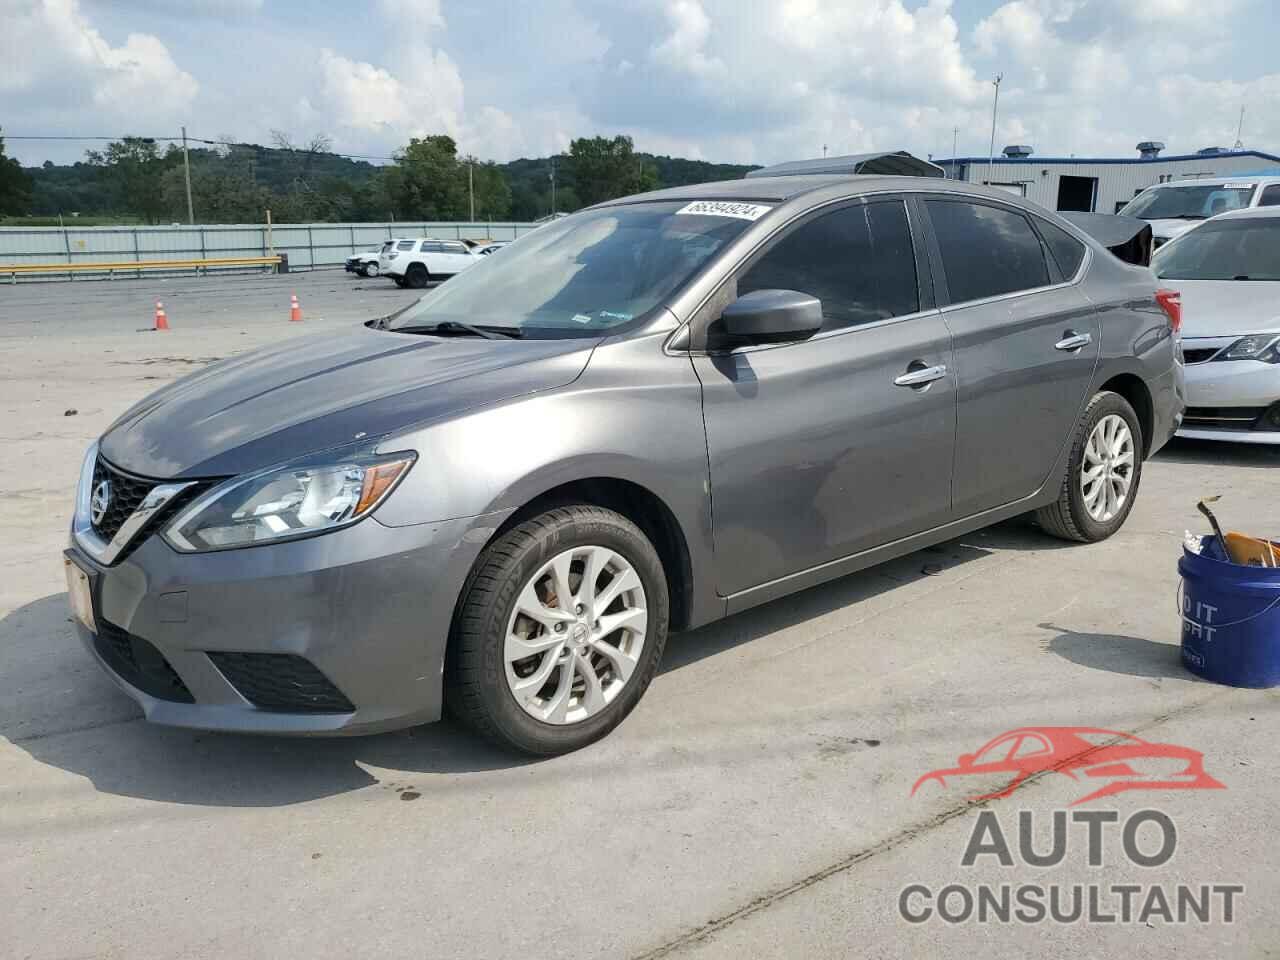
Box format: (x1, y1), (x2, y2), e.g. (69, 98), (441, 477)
(364, 262), (379, 278)
(393, 276), (408, 288)
(1035, 390), (1144, 543)
(446, 505), (669, 756)
(406, 264), (430, 289)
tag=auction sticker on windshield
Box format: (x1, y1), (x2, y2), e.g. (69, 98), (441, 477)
(675, 201), (772, 221)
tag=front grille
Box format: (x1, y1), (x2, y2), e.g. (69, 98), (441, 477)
(95, 620), (195, 703)
(1183, 406), (1266, 430)
(90, 457), (158, 542)
(207, 652), (355, 714)
(1182, 347), (1219, 365)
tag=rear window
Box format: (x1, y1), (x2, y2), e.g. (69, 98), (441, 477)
(926, 200), (1050, 303)
(1152, 218), (1280, 281)
(1037, 219), (1087, 278)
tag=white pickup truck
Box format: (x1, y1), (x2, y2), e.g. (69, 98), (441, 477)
(378, 238), (480, 288)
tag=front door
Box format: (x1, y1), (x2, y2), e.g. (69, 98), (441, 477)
(692, 198), (957, 597)
(920, 198), (1100, 515)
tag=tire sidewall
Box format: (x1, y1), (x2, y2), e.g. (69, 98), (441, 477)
(468, 512), (668, 755)
(1065, 392), (1144, 540)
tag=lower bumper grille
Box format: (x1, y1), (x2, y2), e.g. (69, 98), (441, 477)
(1183, 406), (1266, 430)
(95, 621), (195, 703)
(1181, 348), (1219, 365)
(208, 652), (355, 714)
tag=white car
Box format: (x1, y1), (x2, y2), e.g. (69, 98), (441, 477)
(344, 247), (383, 277)
(1152, 206), (1280, 443)
(1121, 175), (1280, 247)
(379, 237), (480, 288)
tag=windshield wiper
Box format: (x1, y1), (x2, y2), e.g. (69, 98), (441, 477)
(1173, 214), (1207, 220)
(393, 321), (520, 340)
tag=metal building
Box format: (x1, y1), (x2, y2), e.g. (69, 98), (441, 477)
(936, 143), (1280, 214)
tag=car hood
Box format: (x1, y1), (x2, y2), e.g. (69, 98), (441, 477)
(1160, 278), (1280, 338)
(1146, 219), (1201, 241)
(100, 328), (595, 479)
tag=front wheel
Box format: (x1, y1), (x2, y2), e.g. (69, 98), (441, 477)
(1036, 390), (1143, 542)
(446, 505), (669, 755)
(362, 262), (379, 278)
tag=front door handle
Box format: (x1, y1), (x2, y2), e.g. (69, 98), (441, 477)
(894, 364), (948, 388)
(1055, 331), (1093, 352)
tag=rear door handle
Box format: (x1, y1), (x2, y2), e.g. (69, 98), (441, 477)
(894, 364), (948, 387)
(1054, 331), (1093, 352)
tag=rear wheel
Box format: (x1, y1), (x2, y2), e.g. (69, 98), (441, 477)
(393, 276), (408, 288)
(446, 505), (669, 755)
(1036, 390), (1143, 542)
(406, 263), (430, 289)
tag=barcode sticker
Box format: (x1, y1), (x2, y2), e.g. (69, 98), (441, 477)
(675, 201), (773, 221)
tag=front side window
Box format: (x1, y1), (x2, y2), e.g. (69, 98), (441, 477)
(1151, 218), (1280, 281)
(926, 200), (1050, 303)
(1258, 185), (1280, 207)
(389, 200), (756, 338)
(738, 200), (919, 333)
(445, 242), (468, 254)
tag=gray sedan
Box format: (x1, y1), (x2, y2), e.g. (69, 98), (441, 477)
(65, 175), (1184, 755)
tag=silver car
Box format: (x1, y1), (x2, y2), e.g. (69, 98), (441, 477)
(1153, 207), (1280, 442)
(65, 176), (1184, 755)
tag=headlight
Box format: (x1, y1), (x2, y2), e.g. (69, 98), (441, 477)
(1216, 335), (1280, 363)
(164, 453), (415, 552)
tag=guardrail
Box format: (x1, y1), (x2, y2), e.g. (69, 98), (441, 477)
(1, 256), (283, 283)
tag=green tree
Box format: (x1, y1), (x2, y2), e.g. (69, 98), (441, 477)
(161, 163), (268, 223)
(85, 137), (176, 223)
(568, 135), (652, 206)
(466, 159), (512, 221)
(390, 135), (468, 220)
(0, 129), (33, 215)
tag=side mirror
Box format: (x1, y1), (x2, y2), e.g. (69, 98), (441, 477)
(715, 289), (823, 347)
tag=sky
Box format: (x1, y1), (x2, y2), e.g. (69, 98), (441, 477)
(2, 0), (1277, 169)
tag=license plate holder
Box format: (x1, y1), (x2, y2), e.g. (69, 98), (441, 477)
(64, 554), (97, 634)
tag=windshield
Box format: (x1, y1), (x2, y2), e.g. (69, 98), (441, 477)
(388, 200), (759, 338)
(1121, 184), (1255, 220)
(1152, 218), (1280, 280)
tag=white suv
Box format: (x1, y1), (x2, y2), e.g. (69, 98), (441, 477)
(1120, 175), (1280, 246)
(379, 237), (480, 288)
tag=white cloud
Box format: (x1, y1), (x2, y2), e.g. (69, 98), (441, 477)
(651, 0), (725, 78)
(0, 0), (197, 123)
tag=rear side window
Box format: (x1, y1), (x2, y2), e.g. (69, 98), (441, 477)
(926, 200), (1050, 303)
(397, 240), (415, 251)
(738, 200), (919, 332)
(1037, 219), (1086, 278)
(1259, 185), (1280, 207)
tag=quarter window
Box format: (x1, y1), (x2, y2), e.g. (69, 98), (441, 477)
(1259, 185), (1280, 207)
(1036, 219), (1087, 278)
(926, 200), (1050, 303)
(738, 200), (919, 333)
(396, 240), (415, 251)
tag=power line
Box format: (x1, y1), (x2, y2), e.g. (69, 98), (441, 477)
(5, 133), (401, 163)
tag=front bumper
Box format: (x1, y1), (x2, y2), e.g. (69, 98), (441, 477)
(1177, 349), (1280, 443)
(67, 511), (503, 735)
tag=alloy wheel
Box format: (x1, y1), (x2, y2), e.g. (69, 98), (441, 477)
(1081, 414), (1134, 523)
(504, 545), (647, 725)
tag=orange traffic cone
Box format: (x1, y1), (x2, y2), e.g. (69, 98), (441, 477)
(289, 293), (302, 322)
(154, 301), (169, 331)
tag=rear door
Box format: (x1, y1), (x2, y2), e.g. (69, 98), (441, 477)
(693, 196), (956, 597)
(920, 198), (1099, 516)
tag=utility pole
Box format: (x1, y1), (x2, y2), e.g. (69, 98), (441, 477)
(986, 74), (1003, 185)
(952, 126), (959, 179)
(1234, 105), (1246, 150)
(549, 157), (557, 217)
(822, 144), (828, 158)
(468, 158), (475, 221)
(181, 125), (194, 224)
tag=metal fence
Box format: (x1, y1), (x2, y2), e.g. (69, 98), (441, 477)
(0, 221), (543, 281)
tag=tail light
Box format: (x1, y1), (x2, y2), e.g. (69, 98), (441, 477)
(1155, 289), (1182, 334)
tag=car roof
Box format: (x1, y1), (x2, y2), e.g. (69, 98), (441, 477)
(1212, 206), (1280, 220)
(603, 174), (1036, 206)
(1146, 175), (1280, 189)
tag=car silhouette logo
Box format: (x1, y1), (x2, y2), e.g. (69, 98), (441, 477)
(90, 479), (111, 527)
(910, 726), (1225, 806)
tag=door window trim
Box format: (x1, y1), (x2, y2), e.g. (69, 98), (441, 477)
(685, 194), (935, 355)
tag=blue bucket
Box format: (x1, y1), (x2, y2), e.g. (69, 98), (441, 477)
(1178, 536), (1280, 688)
